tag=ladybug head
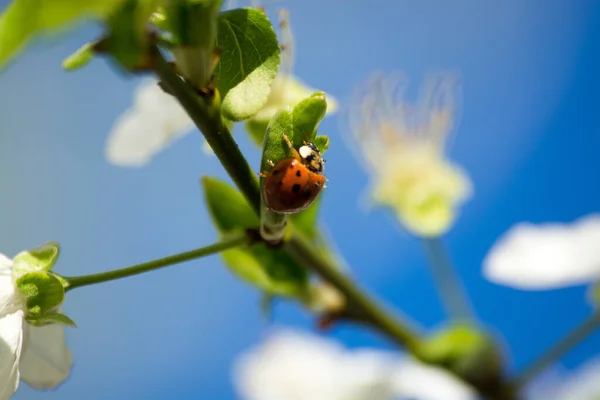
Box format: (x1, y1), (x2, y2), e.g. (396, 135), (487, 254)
(299, 142), (325, 173)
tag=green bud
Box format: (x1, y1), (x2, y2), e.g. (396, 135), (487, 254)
(13, 242), (60, 273)
(164, 0), (221, 89)
(17, 271), (65, 318)
(418, 324), (509, 397)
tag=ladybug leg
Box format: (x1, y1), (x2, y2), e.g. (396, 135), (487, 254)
(259, 159), (275, 178)
(282, 134), (301, 161)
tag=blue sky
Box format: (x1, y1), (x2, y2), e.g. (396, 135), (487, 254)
(1, 0), (599, 399)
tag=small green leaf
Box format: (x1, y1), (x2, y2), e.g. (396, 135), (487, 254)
(202, 176), (259, 232)
(221, 243), (307, 296)
(0, 0), (125, 70)
(259, 92), (328, 177)
(17, 271), (65, 317)
(62, 42), (95, 71)
(14, 242), (60, 272)
(27, 311), (77, 327)
(313, 135), (330, 154)
(289, 92), (327, 149)
(215, 8), (280, 121)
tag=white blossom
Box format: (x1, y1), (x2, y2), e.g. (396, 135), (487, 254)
(0, 253), (72, 400)
(105, 79), (195, 167)
(233, 328), (476, 400)
(527, 358), (600, 400)
(483, 214), (600, 290)
(346, 72), (471, 237)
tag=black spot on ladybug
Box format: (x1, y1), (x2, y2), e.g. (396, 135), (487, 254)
(292, 184), (301, 193)
(296, 170), (301, 177)
(272, 169), (280, 176)
(289, 164), (295, 169)
(303, 189), (312, 198)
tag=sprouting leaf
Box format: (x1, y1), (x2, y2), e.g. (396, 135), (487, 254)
(313, 135), (330, 154)
(288, 92), (327, 149)
(259, 92), (328, 176)
(27, 311), (77, 327)
(202, 177), (308, 296)
(214, 7), (280, 121)
(0, 0), (125, 70)
(62, 42), (95, 71)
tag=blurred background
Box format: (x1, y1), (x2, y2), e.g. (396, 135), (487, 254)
(1, 0), (599, 398)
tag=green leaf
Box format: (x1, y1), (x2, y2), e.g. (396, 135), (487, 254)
(313, 135), (330, 154)
(13, 242), (60, 272)
(62, 42), (95, 71)
(259, 92), (328, 176)
(27, 311), (77, 327)
(202, 176), (258, 232)
(17, 271), (65, 317)
(221, 243), (307, 296)
(288, 92), (327, 149)
(215, 8), (280, 121)
(0, 0), (125, 70)
(202, 177), (308, 296)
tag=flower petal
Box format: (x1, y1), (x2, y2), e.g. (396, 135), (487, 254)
(234, 329), (397, 400)
(484, 214), (600, 289)
(391, 359), (476, 400)
(19, 322), (72, 389)
(105, 80), (194, 167)
(0, 311), (24, 400)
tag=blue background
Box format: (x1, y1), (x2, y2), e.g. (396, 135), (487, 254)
(1, 0), (598, 398)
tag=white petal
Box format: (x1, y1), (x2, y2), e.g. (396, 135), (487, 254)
(0, 264), (21, 319)
(0, 254), (12, 271)
(391, 360), (476, 400)
(546, 358), (600, 400)
(105, 80), (194, 167)
(0, 311), (24, 400)
(19, 322), (72, 389)
(484, 214), (600, 289)
(234, 329), (396, 400)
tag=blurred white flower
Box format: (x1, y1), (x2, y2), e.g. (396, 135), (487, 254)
(0, 253), (72, 400)
(233, 328), (476, 400)
(483, 214), (600, 290)
(527, 358), (600, 400)
(105, 79), (195, 167)
(347, 73), (472, 237)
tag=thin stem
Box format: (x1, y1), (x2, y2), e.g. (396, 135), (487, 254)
(422, 238), (474, 321)
(512, 309), (600, 389)
(286, 233), (422, 353)
(64, 235), (248, 291)
(150, 47), (261, 213)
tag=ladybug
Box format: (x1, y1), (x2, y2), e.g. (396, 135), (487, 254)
(260, 134), (327, 214)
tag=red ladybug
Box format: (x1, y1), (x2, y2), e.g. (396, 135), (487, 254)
(261, 134), (326, 214)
